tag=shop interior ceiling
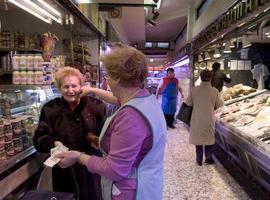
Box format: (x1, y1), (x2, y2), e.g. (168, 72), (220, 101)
(0, 0), (99, 40)
(96, 0), (202, 67)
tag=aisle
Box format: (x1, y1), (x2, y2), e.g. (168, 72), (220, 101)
(162, 122), (251, 200)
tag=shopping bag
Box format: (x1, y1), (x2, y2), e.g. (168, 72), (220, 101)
(177, 102), (193, 125)
(19, 190), (75, 200)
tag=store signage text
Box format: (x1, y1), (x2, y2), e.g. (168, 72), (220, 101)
(193, 0), (268, 50)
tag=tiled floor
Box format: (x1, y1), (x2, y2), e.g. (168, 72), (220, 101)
(163, 122), (251, 200)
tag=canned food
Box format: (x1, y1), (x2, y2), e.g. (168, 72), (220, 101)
(0, 148), (6, 160)
(5, 141), (14, 156)
(13, 138), (23, 152)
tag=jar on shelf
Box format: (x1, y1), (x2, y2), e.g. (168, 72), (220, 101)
(19, 71), (27, 85)
(26, 71), (34, 85)
(34, 54), (44, 71)
(26, 54), (34, 70)
(12, 54), (20, 70)
(34, 71), (44, 85)
(12, 71), (20, 85)
(19, 54), (27, 71)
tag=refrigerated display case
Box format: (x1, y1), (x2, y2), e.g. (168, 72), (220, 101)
(0, 85), (59, 199)
(215, 90), (270, 193)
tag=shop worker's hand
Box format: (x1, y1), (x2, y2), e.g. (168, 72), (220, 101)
(80, 86), (93, 97)
(55, 150), (80, 168)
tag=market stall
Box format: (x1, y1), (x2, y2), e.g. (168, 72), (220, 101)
(191, 0), (270, 196)
(0, 0), (104, 199)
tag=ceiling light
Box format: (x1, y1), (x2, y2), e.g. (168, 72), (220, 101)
(22, 0), (62, 24)
(242, 35), (252, 48)
(213, 48), (221, 58)
(205, 52), (211, 60)
(8, 0), (52, 24)
(147, 19), (156, 27)
(152, 0), (162, 10)
(198, 54), (203, 62)
(37, 0), (61, 17)
(229, 39), (235, 48)
(223, 41), (232, 53)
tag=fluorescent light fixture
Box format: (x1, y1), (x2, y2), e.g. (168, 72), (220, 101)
(37, 0), (61, 17)
(76, 0), (93, 3)
(174, 58), (190, 67)
(242, 35), (252, 48)
(223, 41), (232, 53)
(198, 54), (203, 62)
(8, 0), (51, 24)
(205, 52), (211, 60)
(23, 0), (62, 24)
(152, 0), (162, 10)
(213, 48), (221, 58)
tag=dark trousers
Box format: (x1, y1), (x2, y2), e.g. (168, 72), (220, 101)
(164, 114), (175, 127)
(195, 145), (214, 162)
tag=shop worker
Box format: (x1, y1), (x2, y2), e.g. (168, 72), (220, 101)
(55, 43), (167, 200)
(156, 68), (184, 129)
(33, 67), (106, 200)
(186, 69), (224, 166)
(251, 59), (269, 90)
(211, 62), (232, 92)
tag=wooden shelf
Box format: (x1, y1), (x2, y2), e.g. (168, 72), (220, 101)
(0, 48), (42, 52)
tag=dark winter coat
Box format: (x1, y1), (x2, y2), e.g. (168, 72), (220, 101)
(33, 95), (106, 200)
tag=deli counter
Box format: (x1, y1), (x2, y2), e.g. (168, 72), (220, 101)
(0, 85), (59, 199)
(215, 85), (270, 194)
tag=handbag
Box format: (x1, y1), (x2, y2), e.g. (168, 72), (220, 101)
(19, 190), (75, 200)
(19, 166), (76, 200)
(177, 102), (193, 125)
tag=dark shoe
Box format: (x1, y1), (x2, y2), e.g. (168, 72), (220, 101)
(168, 125), (176, 129)
(196, 160), (202, 166)
(205, 158), (215, 165)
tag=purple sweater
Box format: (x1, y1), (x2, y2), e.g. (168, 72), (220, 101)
(87, 90), (153, 199)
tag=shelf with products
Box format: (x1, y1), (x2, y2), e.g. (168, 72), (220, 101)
(215, 90), (270, 192)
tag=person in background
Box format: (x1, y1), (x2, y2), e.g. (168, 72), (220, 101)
(186, 69), (224, 166)
(211, 62), (231, 92)
(156, 68), (184, 129)
(55, 44), (167, 200)
(33, 67), (106, 200)
(251, 59), (269, 90)
(101, 75), (108, 90)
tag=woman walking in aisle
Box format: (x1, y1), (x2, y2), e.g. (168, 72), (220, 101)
(186, 69), (224, 166)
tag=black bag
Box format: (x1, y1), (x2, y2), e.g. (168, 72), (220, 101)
(177, 102), (193, 125)
(20, 190), (75, 200)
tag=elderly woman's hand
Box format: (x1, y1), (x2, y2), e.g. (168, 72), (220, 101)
(87, 133), (99, 150)
(55, 150), (81, 168)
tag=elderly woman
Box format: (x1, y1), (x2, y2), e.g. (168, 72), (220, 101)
(56, 44), (167, 200)
(33, 67), (106, 200)
(186, 69), (224, 166)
